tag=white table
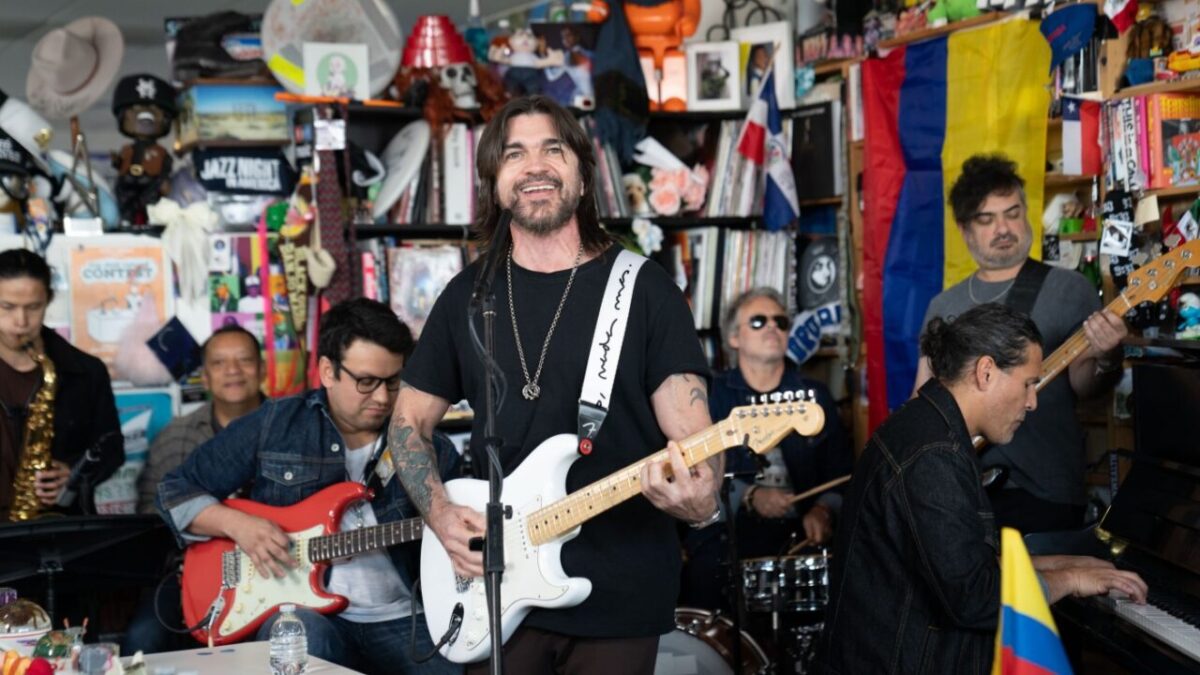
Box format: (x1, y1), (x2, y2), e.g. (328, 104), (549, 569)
(123, 641), (364, 674)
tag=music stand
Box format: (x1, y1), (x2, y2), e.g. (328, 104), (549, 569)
(0, 515), (171, 620)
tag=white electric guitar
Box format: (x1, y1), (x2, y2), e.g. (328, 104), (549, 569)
(421, 392), (825, 663)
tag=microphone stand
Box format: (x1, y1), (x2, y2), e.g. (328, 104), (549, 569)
(468, 211), (512, 675)
(723, 467), (758, 673)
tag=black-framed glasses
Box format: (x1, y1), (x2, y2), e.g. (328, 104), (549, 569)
(335, 362), (402, 394)
(748, 314), (789, 331)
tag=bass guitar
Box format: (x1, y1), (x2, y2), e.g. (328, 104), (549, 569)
(180, 481), (423, 645)
(421, 393), (824, 663)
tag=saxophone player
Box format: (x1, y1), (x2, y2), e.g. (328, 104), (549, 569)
(0, 249), (124, 519)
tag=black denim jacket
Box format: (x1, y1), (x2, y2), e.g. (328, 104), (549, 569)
(818, 380), (1000, 675)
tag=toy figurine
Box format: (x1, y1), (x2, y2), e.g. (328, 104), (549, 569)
(489, 28), (564, 97)
(1178, 292), (1200, 339)
(111, 74), (176, 226)
(623, 0), (701, 111)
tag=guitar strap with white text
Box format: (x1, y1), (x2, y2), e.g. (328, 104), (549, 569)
(577, 249), (647, 450)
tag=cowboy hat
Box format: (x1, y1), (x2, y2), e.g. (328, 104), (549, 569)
(0, 91), (53, 175)
(262, 0), (402, 99)
(26, 17), (124, 120)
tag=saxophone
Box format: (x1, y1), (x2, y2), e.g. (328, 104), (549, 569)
(8, 342), (57, 521)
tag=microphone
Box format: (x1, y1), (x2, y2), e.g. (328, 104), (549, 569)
(470, 209), (513, 309)
(56, 432), (116, 508)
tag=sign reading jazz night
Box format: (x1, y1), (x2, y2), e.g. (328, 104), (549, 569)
(68, 242), (171, 381)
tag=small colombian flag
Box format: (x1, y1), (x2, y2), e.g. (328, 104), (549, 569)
(992, 527), (1073, 674)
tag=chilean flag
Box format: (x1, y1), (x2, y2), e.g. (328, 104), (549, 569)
(1062, 96), (1101, 176)
(737, 72), (800, 231)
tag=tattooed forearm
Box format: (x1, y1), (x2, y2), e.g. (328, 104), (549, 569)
(671, 373), (709, 408)
(387, 416), (439, 515)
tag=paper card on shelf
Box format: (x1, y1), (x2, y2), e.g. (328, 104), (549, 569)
(314, 118), (346, 151)
(1100, 218), (1134, 257)
(64, 217), (104, 236)
(210, 235), (233, 273)
(1134, 195), (1160, 226)
(303, 42), (370, 100)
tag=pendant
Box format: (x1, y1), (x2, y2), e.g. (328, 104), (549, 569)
(522, 383), (541, 400)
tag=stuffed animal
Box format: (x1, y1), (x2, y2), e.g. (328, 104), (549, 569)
(926, 0), (978, 28)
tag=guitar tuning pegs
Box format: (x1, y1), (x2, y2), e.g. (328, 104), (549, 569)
(807, 388), (816, 402)
(770, 392), (782, 403)
(783, 391), (794, 402)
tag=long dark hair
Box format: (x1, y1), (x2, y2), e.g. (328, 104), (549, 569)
(920, 303), (1042, 383)
(473, 96), (611, 254)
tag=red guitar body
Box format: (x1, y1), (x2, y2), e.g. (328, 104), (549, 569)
(181, 482), (366, 645)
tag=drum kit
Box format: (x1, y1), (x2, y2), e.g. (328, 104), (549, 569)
(655, 548), (830, 675)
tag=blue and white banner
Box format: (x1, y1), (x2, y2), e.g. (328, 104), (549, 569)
(787, 301), (843, 365)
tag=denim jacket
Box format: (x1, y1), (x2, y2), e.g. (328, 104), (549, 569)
(818, 380), (1000, 675)
(156, 389), (460, 586)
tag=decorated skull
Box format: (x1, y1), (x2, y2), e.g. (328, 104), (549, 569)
(438, 63), (478, 108)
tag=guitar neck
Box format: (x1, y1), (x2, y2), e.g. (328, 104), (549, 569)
(1036, 292), (1133, 392)
(307, 517), (423, 563)
(526, 419), (744, 546)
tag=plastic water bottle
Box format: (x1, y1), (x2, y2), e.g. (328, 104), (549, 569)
(268, 604), (308, 675)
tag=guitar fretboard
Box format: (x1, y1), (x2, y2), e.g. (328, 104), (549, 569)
(307, 517), (423, 562)
(526, 416), (763, 546)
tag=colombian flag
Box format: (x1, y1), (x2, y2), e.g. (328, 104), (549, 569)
(993, 528), (1073, 674)
(862, 19), (1051, 431)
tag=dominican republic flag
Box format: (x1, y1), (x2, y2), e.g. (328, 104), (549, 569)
(1104, 0), (1138, 33)
(992, 528), (1074, 674)
(737, 71), (800, 231)
(1062, 97), (1101, 176)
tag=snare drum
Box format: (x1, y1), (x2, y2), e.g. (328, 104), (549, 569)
(654, 608), (769, 675)
(741, 550), (830, 613)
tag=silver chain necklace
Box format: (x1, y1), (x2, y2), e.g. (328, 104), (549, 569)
(507, 243), (585, 400)
(968, 273), (1016, 304)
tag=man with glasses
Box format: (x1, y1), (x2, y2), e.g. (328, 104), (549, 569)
(912, 154), (1127, 534)
(680, 287), (851, 609)
(157, 298), (461, 675)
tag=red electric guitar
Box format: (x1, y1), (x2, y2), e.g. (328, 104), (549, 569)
(180, 481), (423, 645)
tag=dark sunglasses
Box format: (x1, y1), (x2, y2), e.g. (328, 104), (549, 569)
(748, 314), (789, 331)
(336, 362), (403, 394)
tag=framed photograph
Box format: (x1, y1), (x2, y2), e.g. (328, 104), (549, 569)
(731, 21), (795, 109)
(303, 42), (370, 100)
(530, 22), (599, 109)
(686, 42), (742, 111)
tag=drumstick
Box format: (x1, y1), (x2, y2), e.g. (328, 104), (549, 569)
(786, 474), (852, 505)
(786, 538), (812, 556)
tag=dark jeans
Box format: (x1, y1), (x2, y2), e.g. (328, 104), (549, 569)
(988, 487), (1085, 534)
(465, 626), (659, 675)
(121, 574), (193, 656)
(256, 607), (460, 675)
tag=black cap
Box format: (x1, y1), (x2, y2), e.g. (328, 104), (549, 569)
(112, 74), (177, 117)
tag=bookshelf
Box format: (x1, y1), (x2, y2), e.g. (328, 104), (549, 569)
(1111, 77), (1200, 100)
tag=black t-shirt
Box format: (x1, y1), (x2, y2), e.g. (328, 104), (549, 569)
(405, 243), (710, 638)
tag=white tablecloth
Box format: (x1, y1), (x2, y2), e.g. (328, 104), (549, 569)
(123, 640), (364, 674)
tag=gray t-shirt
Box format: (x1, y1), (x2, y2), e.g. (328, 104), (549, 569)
(921, 266), (1101, 505)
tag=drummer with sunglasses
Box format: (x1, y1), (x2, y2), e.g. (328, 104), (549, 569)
(156, 298), (462, 675)
(679, 287), (852, 609)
